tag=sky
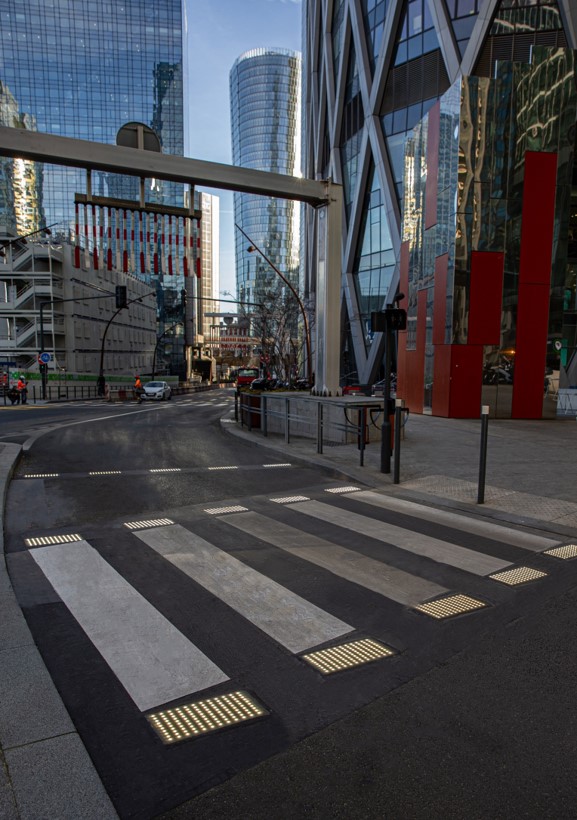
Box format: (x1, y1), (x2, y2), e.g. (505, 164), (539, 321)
(186, 0), (303, 300)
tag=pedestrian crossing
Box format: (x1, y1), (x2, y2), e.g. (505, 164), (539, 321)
(23, 486), (573, 747)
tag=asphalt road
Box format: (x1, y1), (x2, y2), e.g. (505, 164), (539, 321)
(3, 389), (577, 819)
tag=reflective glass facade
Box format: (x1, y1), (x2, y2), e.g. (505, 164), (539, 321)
(230, 48), (301, 308)
(399, 47), (577, 419)
(303, 0), (577, 399)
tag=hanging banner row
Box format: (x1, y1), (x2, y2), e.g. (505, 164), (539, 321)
(73, 203), (201, 277)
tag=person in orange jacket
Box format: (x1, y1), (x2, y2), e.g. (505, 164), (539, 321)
(17, 377), (27, 405)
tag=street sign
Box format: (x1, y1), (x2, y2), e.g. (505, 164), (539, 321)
(38, 352), (51, 364)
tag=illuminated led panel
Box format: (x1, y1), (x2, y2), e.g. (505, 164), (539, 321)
(489, 567), (547, 586)
(270, 496), (310, 503)
(544, 544), (577, 560)
(147, 690), (268, 744)
(25, 533), (82, 547)
(124, 518), (174, 530)
(204, 506), (249, 515)
(414, 593), (487, 619)
(263, 463), (292, 468)
(24, 473), (59, 479)
(325, 487), (361, 494)
(89, 470), (122, 476)
(149, 468), (182, 473)
(302, 638), (394, 674)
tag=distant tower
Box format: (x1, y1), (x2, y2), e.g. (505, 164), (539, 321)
(230, 48), (301, 307)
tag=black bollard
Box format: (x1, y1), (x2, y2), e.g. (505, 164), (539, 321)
(477, 405), (490, 504)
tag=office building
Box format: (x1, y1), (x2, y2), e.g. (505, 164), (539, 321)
(230, 48), (301, 309)
(0, 0), (196, 378)
(303, 0), (577, 417)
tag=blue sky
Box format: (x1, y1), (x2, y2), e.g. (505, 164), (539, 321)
(186, 0), (303, 297)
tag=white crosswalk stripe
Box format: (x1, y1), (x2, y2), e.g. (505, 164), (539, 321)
(221, 510), (447, 606)
(283, 499), (512, 576)
(135, 524), (354, 653)
(29, 541), (229, 711)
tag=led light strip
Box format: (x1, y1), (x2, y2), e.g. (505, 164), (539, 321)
(263, 463), (292, 468)
(204, 505), (249, 515)
(208, 466), (239, 471)
(270, 496), (310, 504)
(325, 487), (361, 494)
(124, 518), (174, 530)
(147, 690), (268, 744)
(149, 468), (182, 473)
(25, 533), (83, 547)
(24, 473), (59, 479)
(89, 470), (122, 476)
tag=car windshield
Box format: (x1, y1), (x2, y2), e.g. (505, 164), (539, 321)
(145, 382), (164, 388)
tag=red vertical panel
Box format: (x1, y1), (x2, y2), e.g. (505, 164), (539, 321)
(511, 151), (557, 418)
(511, 284), (550, 418)
(425, 102), (440, 230)
(433, 253), (448, 345)
(432, 345), (451, 417)
(403, 291), (427, 413)
(397, 241), (410, 400)
(519, 151), (558, 285)
(449, 346), (484, 417)
(468, 251), (504, 345)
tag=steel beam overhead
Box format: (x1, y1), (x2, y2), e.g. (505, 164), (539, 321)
(0, 126), (329, 207)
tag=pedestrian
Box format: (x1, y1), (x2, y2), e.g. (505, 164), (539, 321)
(7, 386), (19, 405)
(134, 375), (143, 402)
(17, 377), (27, 405)
(97, 374), (106, 397)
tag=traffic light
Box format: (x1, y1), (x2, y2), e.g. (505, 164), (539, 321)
(115, 285), (128, 309)
(39, 363), (47, 375)
(371, 308), (407, 333)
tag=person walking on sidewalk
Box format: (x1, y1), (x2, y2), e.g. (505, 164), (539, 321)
(17, 377), (27, 405)
(133, 375), (143, 403)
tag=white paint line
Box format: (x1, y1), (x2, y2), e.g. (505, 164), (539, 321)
(349, 492), (560, 552)
(30, 541), (228, 711)
(135, 525), (354, 654)
(288, 500), (511, 576)
(223, 512), (447, 606)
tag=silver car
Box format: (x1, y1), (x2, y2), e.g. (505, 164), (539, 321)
(141, 380), (172, 401)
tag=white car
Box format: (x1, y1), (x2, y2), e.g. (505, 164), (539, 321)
(141, 381), (172, 401)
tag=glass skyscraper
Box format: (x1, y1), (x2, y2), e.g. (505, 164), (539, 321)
(230, 48), (301, 308)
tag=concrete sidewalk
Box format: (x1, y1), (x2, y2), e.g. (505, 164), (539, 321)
(1, 408), (575, 818)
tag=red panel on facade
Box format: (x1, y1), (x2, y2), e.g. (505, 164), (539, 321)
(511, 283), (550, 418)
(433, 254), (448, 346)
(519, 151), (558, 286)
(468, 251), (504, 345)
(402, 291), (427, 413)
(425, 102), (440, 230)
(449, 345), (484, 418)
(432, 345), (451, 417)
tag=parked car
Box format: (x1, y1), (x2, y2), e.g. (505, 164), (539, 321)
(141, 380), (172, 401)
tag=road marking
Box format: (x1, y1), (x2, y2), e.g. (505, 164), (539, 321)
(29, 541), (229, 711)
(222, 511), (447, 606)
(134, 524), (354, 654)
(286, 500), (512, 576)
(347, 491), (561, 552)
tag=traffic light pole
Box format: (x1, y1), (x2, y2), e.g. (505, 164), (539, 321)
(380, 319), (393, 474)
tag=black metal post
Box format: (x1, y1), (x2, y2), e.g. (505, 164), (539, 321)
(39, 301), (48, 399)
(477, 405), (490, 504)
(317, 402), (323, 454)
(380, 321), (392, 473)
(285, 398), (290, 444)
(262, 395), (268, 437)
(393, 398), (403, 484)
(359, 406), (367, 466)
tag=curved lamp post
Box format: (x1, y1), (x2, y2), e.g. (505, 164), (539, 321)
(235, 223), (312, 381)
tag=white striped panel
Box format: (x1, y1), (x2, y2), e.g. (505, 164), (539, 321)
(134, 524), (353, 654)
(222, 511), (447, 606)
(348, 491), (560, 552)
(30, 541), (228, 711)
(287, 500), (511, 576)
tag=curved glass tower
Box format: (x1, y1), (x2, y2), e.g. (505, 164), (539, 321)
(230, 48), (301, 308)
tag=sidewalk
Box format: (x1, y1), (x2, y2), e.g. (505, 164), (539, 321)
(1, 409), (576, 818)
(224, 409), (577, 537)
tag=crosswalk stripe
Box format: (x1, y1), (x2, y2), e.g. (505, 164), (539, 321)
(348, 491), (560, 552)
(222, 511), (447, 606)
(134, 524), (354, 654)
(286, 500), (512, 576)
(29, 541), (229, 711)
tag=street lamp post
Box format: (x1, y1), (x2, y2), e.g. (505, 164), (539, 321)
(235, 223), (312, 383)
